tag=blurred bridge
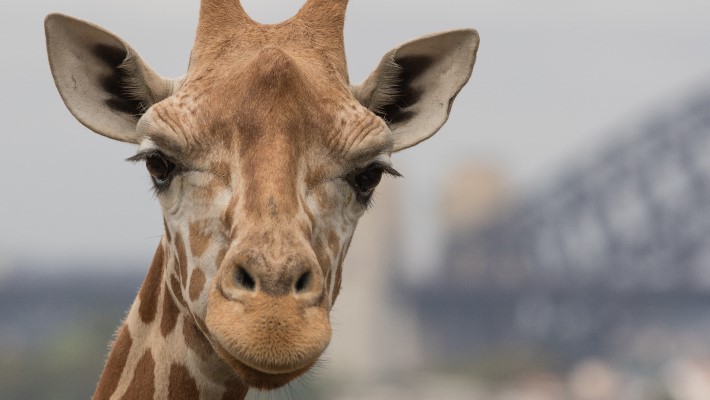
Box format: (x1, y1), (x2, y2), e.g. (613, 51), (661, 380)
(446, 87), (710, 293)
(408, 84), (710, 365)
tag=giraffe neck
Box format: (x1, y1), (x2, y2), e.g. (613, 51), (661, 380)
(92, 239), (248, 400)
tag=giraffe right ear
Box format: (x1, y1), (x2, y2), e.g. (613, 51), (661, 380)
(352, 29), (479, 152)
(45, 13), (175, 144)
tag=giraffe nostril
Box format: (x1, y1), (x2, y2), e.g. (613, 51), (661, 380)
(234, 266), (256, 291)
(294, 271), (312, 294)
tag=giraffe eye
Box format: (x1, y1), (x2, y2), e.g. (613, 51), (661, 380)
(146, 153), (175, 186)
(347, 163), (401, 206)
(352, 167), (383, 195)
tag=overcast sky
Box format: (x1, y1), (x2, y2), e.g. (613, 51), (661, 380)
(1, 0), (709, 276)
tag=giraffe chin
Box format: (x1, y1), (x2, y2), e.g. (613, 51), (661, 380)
(205, 288), (332, 390)
(214, 343), (317, 390)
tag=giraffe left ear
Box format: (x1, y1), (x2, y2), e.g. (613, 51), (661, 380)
(352, 29), (479, 152)
(45, 13), (175, 144)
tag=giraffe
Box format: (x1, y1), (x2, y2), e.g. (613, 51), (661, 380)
(44, 0), (479, 398)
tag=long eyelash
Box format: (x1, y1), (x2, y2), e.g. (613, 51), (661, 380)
(361, 161), (403, 179)
(127, 150), (186, 173)
(378, 163), (403, 179)
(126, 150), (161, 163)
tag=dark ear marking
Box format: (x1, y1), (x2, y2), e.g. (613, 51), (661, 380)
(353, 29), (479, 152)
(92, 44), (146, 118)
(375, 55), (435, 125)
(45, 13), (175, 143)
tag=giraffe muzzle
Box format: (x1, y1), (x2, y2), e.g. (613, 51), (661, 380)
(204, 249), (331, 388)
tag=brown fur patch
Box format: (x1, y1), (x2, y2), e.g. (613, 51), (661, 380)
(211, 161), (231, 183)
(221, 379), (248, 400)
(183, 316), (212, 362)
(161, 283), (180, 337)
(174, 233), (188, 286)
(168, 364), (200, 399)
(171, 273), (189, 309)
(92, 326), (132, 400)
(138, 245), (165, 324)
(120, 350), (155, 400)
(189, 268), (207, 302)
(189, 221), (210, 258)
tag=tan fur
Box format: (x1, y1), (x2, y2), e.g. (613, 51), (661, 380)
(174, 233), (189, 286)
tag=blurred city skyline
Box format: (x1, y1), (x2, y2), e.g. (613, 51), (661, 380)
(1, 0), (709, 281)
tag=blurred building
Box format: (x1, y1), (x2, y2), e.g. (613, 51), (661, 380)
(325, 179), (423, 382)
(439, 163), (509, 235)
(0, 267), (143, 400)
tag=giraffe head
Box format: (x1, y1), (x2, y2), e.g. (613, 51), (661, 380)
(45, 0), (478, 390)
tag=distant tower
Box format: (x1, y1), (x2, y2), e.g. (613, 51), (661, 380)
(440, 163), (509, 234)
(325, 179), (423, 382)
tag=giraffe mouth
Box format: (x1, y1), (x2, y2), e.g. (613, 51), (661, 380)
(213, 341), (318, 389)
(206, 287), (332, 389)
